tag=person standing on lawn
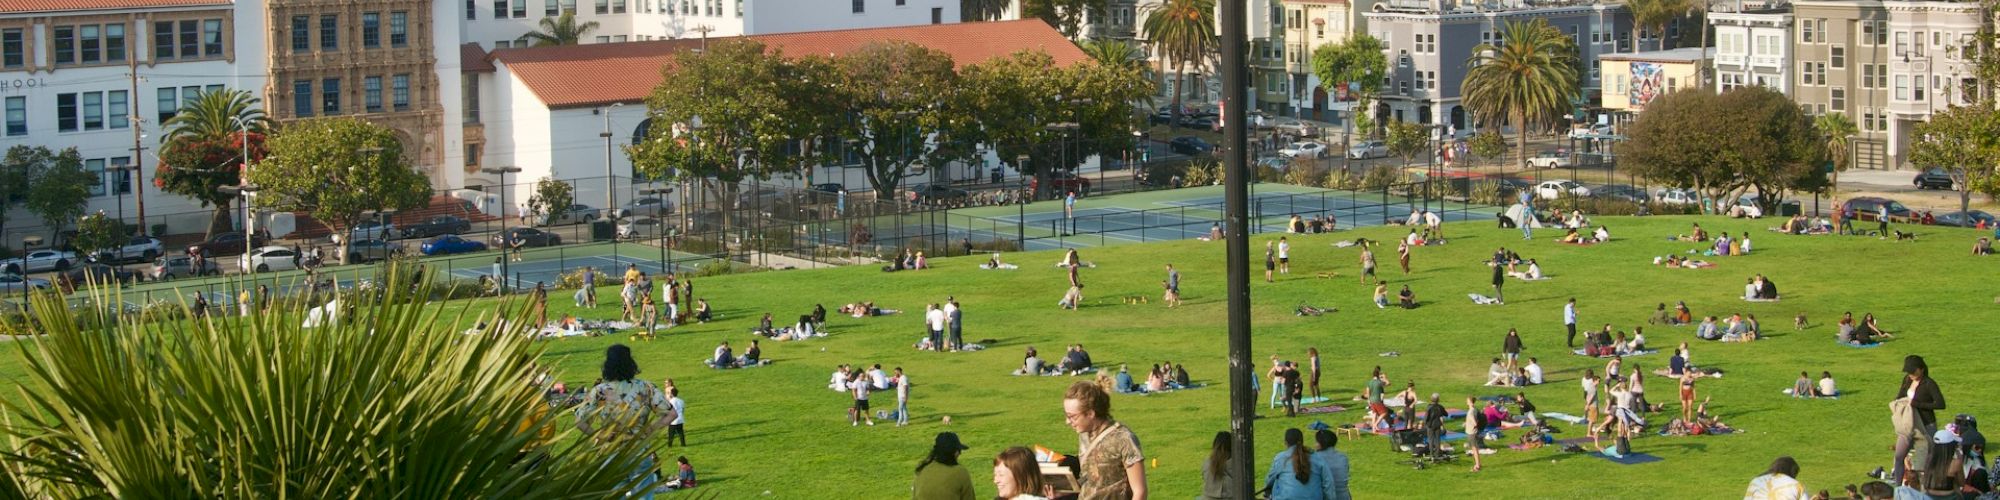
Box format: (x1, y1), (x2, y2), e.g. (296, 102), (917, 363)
(1503, 329), (1524, 371)
(1490, 261), (1506, 304)
(895, 367), (912, 426)
(1564, 298), (1579, 348)
(1278, 236), (1292, 275)
(945, 299), (964, 352)
(1359, 244), (1378, 284)
(665, 387), (687, 446)
(1063, 381), (1147, 500)
(1397, 239), (1411, 275)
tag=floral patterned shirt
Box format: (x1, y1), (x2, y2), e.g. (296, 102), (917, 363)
(575, 379), (673, 439)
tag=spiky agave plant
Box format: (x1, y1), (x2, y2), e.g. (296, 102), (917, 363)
(0, 265), (666, 498)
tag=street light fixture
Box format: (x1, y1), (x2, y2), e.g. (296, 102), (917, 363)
(217, 184), (260, 276)
(481, 166), (524, 292)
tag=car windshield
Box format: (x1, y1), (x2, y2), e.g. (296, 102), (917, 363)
(1886, 201), (1909, 213)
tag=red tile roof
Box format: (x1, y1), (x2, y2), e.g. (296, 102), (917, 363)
(492, 19), (1091, 109)
(0, 0), (228, 14)
(460, 43), (496, 73)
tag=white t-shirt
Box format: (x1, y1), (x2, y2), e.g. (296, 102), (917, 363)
(926, 308), (947, 330)
(1526, 364), (1544, 384)
(668, 396), (686, 425)
(1424, 211), (1441, 227)
(1278, 241), (1289, 259)
(1819, 377), (1837, 396)
(897, 375), (910, 400)
(868, 369), (890, 390)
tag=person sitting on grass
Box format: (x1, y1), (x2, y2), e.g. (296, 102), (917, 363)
(710, 341), (736, 368)
(1508, 259), (1544, 280)
(1113, 365), (1139, 393)
(1014, 346), (1048, 376)
(693, 299), (713, 323)
(1674, 302), (1693, 325)
(1593, 225), (1611, 243)
(1817, 371), (1838, 397)
(1484, 358), (1511, 386)
(1679, 223), (1710, 242)
(1977, 238), (1994, 256)
(1559, 228), (1584, 244)
(840, 302), (899, 318)
(1628, 328), (1648, 353)
(1649, 303), (1672, 325)
(1859, 313), (1892, 341)
(740, 340), (762, 366)
(1791, 371), (1814, 398)
(1373, 281), (1390, 309)
(1396, 285), (1419, 309)
(1721, 314), (1756, 342)
(1147, 364), (1169, 393)
(1695, 316), (1722, 340)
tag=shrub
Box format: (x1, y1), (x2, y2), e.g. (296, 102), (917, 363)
(0, 267), (659, 497)
(692, 259), (761, 278)
(1323, 168), (1357, 190)
(1284, 162), (1326, 187)
(1182, 161), (1221, 186)
(1360, 166), (1402, 190)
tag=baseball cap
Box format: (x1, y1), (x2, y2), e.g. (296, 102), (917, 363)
(935, 432), (970, 451)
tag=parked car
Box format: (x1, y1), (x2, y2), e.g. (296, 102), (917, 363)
(1654, 188), (1699, 206)
(1045, 171), (1093, 196)
(495, 227), (563, 248)
(419, 235), (488, 256)
(239, 246), (300, 273)
(1534, 180), (1591, 200)
(188, 232), (268, 257)
(1934, 210), (1996, 228)
(403, 215), (475, 238)
(1178, 113), (1218, 129)
(809, 183), (846, 194)
(535, 205), (599, 227)
(1591, 184), (1649, 204)
(1346, 140), (1389, 160)
(150, 255), (219, 281)
(619, 197), (672, 218)
(617, 217), (667, 240)
(91, 235), (164, 263)
(1527, 151), (1573, 169)
(1272, 119), (1319, 138)
(349, 220), (398, 241)
(348, 238), (406, 263)
(0, 273), (49, 292)
(1842, 197), (1913, 222)
(58, 263), (139, 288)
(1914, 168), (1955, 190)
(1569, 124), (1614, 139)
(1148, 109), (1177, 125)
(1278, 141), (1329, 159)
(0, 249), (78, 275)
(1255, 155), (1292, 172)
(1168, 136), (1213, 155)
(909, 184), (970, 205)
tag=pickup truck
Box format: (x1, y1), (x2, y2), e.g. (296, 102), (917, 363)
(401, 215), (473, 239)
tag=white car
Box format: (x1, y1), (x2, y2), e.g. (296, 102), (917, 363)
(537, 203), (600, 226)
(239, 245), (300, 273)
(617, 217), (667, 240)
(94, 236), (164, 263)
(0, 249), (78, 275)
(1535, 180), (1591, 200)
(1271, 119), (1319, 138)
(1655, 188), (1699, 206)
(1527, 151), (1572, 169)
(1570, 124), (1614, 139)
(1279, 141), (1329, 159)
(0, 273), (49, 292)
(1347, 140), (1389, 159)
(349, 221), (398, 241)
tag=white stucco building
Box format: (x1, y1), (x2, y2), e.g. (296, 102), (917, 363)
(460, 0), (960, 50)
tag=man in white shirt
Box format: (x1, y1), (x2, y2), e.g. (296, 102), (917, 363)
(1564, 298), (1579, 347)
(666, 388), (687, 446)
(942, 299), (962, 351)
(1525, 358), (1545, 385)
(868, 364), (891, 391)
(894, 367), (911, 426)
(925, 304), (947, 351)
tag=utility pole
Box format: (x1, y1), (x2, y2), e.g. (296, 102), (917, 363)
(691, 25), (714, 52)
(128, 57), (149, 233)
(601, 103), (622, 213)
(1220, 0), (1255, 497)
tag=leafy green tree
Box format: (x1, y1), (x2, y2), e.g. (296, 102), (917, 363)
(1813, 112), (1859, 198)
(628, 40), (814, 204)
(1081, 38), (1145, 72)
(1625, 87), (1823, 212)
(249, 117), (432, 264)
(157, 89), (271, 238)
(1311, 34), (1387, 163)
(1141, 0), (1216, 126)
(1023, 0), (1111, 38)
(1384, 119), (1429, 170)
(524, 11), (599, 47)
(0, 146), (41, 238)
(21, 146), (92, 232)
(961, 0), (1014, 22)
(71, 211), (128, 258)
(1469, 130), (1508, 165)
(1627, 0), (1691, 52)
(960, 50), (1149, 198)
(0, 265), (659, 497)
(525, 177), (575, 224)
(1463, 19), (1580, 172)
(1908, 105), (2000, 213)
(821, 41), (965, 196)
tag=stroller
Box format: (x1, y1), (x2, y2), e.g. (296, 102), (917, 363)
(1395, 426), (1458, 470)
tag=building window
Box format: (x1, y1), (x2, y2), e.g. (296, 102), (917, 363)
(79, 25), (100, 64)
(495, 0), (508, 18)
(177, 20), (197, 58)
(1832, 87), (1845, 111)
(321, 15), (339, 51)
(853, 0), (863, 13)
(108, 90), (126, 129)
(547, 0), (559, 15)
(152, 21), (172, 59)
(363, 13), (380, 48)
(1915, 74), (1926, 101)
(932, 6), (940, 23)
(4, 97), (23, 136)
(56, 94), (77, 132)
(202, 19), (222, 56)
(494, 40), (510, 49)
(291, 16), (310, 52)
(390, 12), (408, 47)
(1831, 47), (1844, 68)
(563, 0), (577, 13)
(1894, 75), (1908, 101)
(467, 0), (477, 20)
(364, 76), (383, 112)
(110, 157), (130, 194)
(293, 80), (312, 117)
(1895, 31), (1908, 57)
(85, 159), (105, 196)
(595, 35), (609, 43)
(157, 88), (176, 122)
(614, 0), (627, 13)
(393, 74), (410, 111)
(463, 77), (479, 123)
(1861, 64), (1876, 88)
(736, 0), (743, 16)
(54, 26), (74, 64)
(0, 29), (19, 68)
(513, 0), (527, 18)
(596, 0), (608, 14)
(322, 78), (341, 115)
(1801, 19), (1816, 43)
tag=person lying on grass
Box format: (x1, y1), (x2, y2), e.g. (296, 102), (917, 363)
(840, 302), (899, 318)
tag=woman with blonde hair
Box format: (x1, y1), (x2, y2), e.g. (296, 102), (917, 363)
(992, 446), (1050, 500)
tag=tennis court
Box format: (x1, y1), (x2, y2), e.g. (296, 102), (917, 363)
(441, 247), (717, 291)
(946, 184), (1497, 249)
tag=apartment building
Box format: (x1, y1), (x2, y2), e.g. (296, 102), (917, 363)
(1135, 0), (1286, 114)
(1709, 5), (1792, 95)
(460, 0), (960, 50)
(1281, 0), (1371, 122)
(1789, 0), (1980, 170)
(1601, 47), (1712, 112)
(1365, 0), (1630, 132)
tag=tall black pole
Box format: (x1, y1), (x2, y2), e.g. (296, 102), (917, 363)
(1220, 0), (1255, 497)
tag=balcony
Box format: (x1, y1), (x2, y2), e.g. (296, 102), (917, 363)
(1750, 55), (1784, 68)
(1714, 54), (1745, 66)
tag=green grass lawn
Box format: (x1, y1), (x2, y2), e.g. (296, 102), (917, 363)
(8, 212), (1997, 498)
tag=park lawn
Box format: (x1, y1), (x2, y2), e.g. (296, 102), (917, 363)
(4, 213), (1995, 498)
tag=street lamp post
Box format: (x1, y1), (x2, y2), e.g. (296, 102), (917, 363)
(218, 184), (260, 275)
(482, 166), (523, 292)
(644, 186), (674, 273)
(601, 103), (625, 214)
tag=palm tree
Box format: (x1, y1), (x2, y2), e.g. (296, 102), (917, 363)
(523, 12), (599, 47)
(160, 89), (271, 237)
(1081, 38), (1145, 72)
(1634, 0), (1691, 51)
(1815, 112), (1859, 201)
(961, 0), (1012, 21)
(1463, 19), (1580, 172)
(1141, 0), (1217, 126)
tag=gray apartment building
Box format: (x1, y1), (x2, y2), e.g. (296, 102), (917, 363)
(1363, 0), (1631, 133)
(1788, 0), (1979, 170)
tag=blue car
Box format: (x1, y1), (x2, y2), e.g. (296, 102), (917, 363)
(419, 235), (488, 256)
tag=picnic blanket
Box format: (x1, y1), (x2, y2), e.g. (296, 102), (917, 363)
(1591, 451), (1664, 465)
(1841, 341), (1883, 348)
(702, 359), (773, 369)
(1468, 294), (1502, 305)
(1297, 405), (1348, 415)
(1572, 349), (1659, 357)
(1741, 297), (1782, 302)
(1052, 261), (1097, 269)
(979, 263), (1020, 270)
(1298, 396), (1333, 405)
(1541, 412), (1588, 424)
(1515, 276), (1552, 281)
(1331, 240), (1358, 248)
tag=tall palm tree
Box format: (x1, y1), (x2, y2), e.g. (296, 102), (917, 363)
(1141, 0), (1217, 125)
(1815, 112), (1859, 200)
(161, 89), (272, 237)
(523, 12), (599, 47)
(960, 0), (1012, 22)
(162, 89), (269, 142)
(1082, 38), (1145, 72)
(1634, 0), (1691, 51)
(1463, 19), (1580, 172)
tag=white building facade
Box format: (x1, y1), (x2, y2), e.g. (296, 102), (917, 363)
(460, 0), (959, 50)
(1710, 7), (1791, 94)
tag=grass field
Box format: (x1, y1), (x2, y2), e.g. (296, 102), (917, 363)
(6, 211), (1997, 498)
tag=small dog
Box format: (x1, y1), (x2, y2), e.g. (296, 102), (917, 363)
(1894, 230), (1918, 241)
(1794, 312), (1809, 330)
(1122, 295), (1149, 305)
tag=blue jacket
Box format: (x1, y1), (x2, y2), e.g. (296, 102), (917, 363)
(1311, 449), (1352, 500)
(1263, 448), (1333, 500)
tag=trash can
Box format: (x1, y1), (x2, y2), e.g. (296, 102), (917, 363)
(1778, 200), (1801, 217)
(591, 220), (616, 241)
